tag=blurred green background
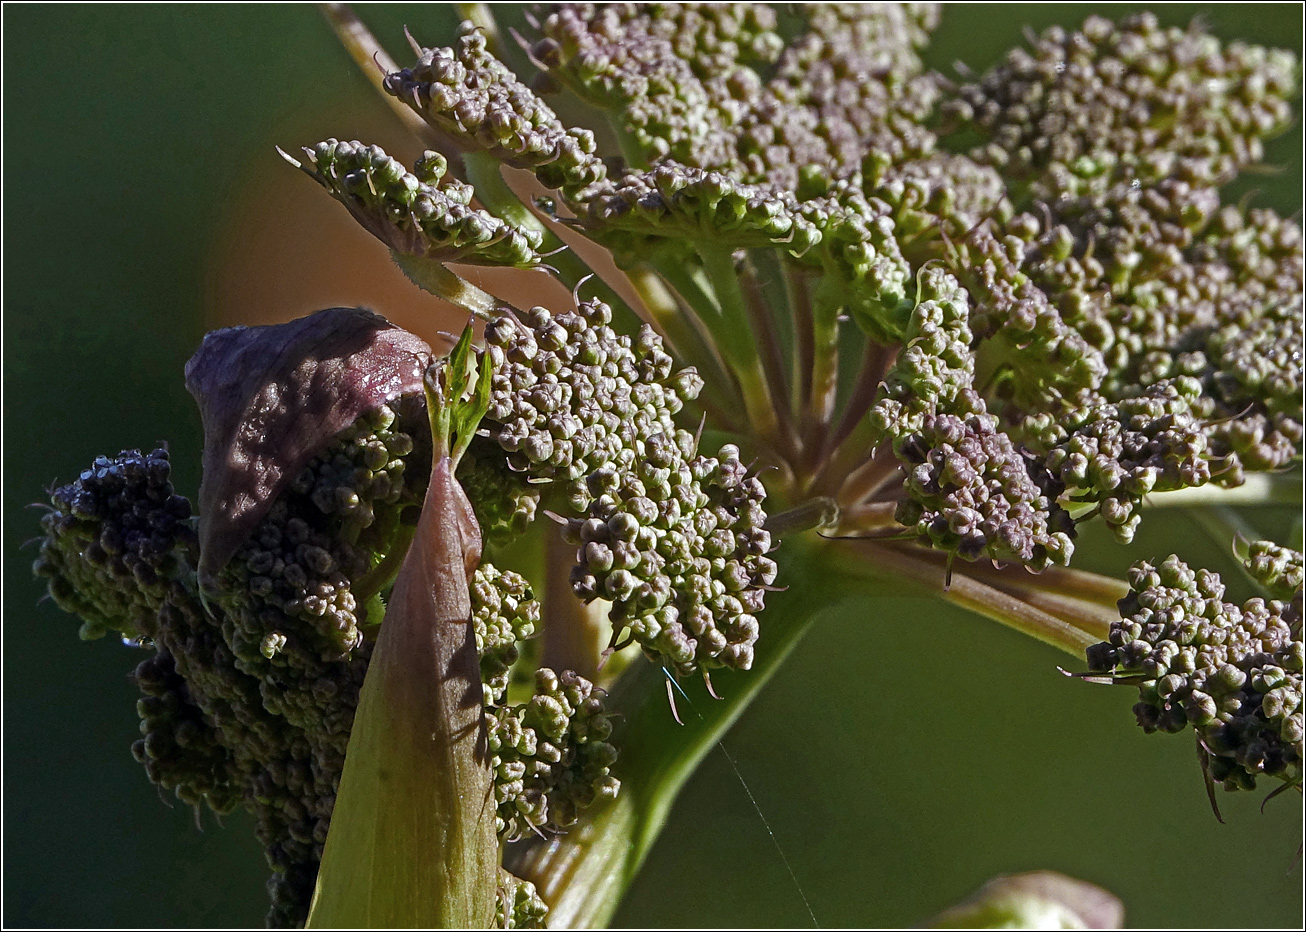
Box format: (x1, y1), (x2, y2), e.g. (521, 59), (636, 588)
(4, 4), (1301, 928)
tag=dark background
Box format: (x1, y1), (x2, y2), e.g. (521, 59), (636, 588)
(4, 5), (1302, 928)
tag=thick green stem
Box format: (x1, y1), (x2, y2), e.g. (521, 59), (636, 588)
(506, 540), (834, 927)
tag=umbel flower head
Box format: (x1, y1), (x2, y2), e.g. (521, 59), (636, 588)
(34, 4), (1302, 928)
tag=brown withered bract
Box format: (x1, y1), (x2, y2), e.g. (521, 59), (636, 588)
(184, 307), (431, 582)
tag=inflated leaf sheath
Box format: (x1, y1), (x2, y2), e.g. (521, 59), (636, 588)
(184, 307), (431, 581)
(308, 456), (497, 928)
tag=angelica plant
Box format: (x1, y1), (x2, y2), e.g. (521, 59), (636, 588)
(27, 3), (1302, 928)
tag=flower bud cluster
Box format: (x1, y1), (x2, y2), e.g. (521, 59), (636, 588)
(35, 330), (633, 926)
(1087, 554), (1303, 792)
(35, 407), (427, 926)
(483, 299), (774, 672)
(385, 22), (606, 195)
(130, 648), (238, 815)
(798, 187), (914, 340)
(486, 667), (620, 841)
(496, 869), (548, 929)
(567, 443), (775, 673)
(34, 447), (196, 641)
(218, 398), (428, 664)
(866, 152), (1010, 248)
(895, 412), (1075, 570)
(1022, 380), (1226, 544)
(473, 563), (540, 704)
(457, 436), (541, 545)
(1243, 541), (1305, 602)
(530, 3), (939, 190)
(483, 299), (702, 492)
(951, 219), (1107, 409)
(568, 164), (820, 264)
(143, 588), (345, 929)
(295, 138), (545, 268)
(870, 267), (977, 438)
(951, 13), (1297, 198)
(871, 268), (1074, 569)
(998, 180), (1302, 427)
(910, 164), (1302, 556)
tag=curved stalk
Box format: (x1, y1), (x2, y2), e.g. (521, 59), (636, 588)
(739, 255), (800, 460)
(698, 247), (784, 445)
(836, 541), (1111, 655)
(463, 153), (645, 333)
(506, 539), (837, 928)
(319, 3), (451, 151)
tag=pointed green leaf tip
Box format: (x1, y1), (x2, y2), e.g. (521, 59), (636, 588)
(426, 322), (493, 467)
(307, 326), (498, 929)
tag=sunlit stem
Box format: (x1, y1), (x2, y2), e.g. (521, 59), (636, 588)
(834, 440), (901, 507)
(961, 561), (1129, 611)
(764, 497), (839, 537)
(839, 541), (1109, 655)
(739, 256), (800, 460)
(462, 153), (644, 331)
(827, 500), (899, 538)
(391, 253), (501, 318)
(1140, 472), (1301, 508)
(541, 530), (609, 684)
(622, 268), (742, 435)
(787, 267), (815, 413)
(697, 246), (782, 445)
(649, 258), (752, 434)
(319, 3), (440, 146)
(813, 413), (883, 499)
(826, 338), (892, 462)
(625, 265), (729, 380)
(803, 276), (843, 448)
